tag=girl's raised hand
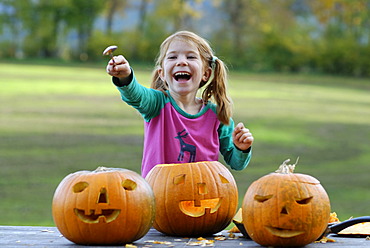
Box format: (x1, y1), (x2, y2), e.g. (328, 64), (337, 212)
(232, 122), (254, 151)
(106, 55), (131, 79)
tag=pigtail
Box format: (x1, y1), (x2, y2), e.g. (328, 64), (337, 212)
(202, 58), (233, 125)
(150, 67), (168, 92)
(150, 38), (170, 92)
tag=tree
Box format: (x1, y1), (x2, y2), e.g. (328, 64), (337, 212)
(220, 0), (299, 70)
(64, 0), (105, 60)
(0, 0), (25, 57)
(308, 0), (370, 42)
(104, 0), (128, 36)
(306, 0), (370, 76)
(151, 0), (202, 32)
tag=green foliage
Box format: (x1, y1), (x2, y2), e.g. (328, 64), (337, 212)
(314, 38), (370, 77)
(86, 30), (118, 61)
(0, 61), (369, 226)
(0, 0), (370, 76)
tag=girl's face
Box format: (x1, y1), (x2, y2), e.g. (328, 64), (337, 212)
(158, 39), (211, 97)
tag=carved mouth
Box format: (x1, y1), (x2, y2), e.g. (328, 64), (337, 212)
(74, 208), (121, 224)
(265, 226), (305, 238)
(179, 198), (222, 217)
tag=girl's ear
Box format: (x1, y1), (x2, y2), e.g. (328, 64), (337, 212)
(158, 68), (165, 81)
(202, 67), (212, 82)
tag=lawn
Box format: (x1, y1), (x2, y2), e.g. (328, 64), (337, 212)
(1, 61), (369, 226)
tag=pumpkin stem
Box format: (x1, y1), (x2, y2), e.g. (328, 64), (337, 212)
(275, 157), (299, 174)
(95, 166), (109, 172)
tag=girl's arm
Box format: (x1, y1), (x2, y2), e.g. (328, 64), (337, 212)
(218, 119), (253, 170)
(106, 55), (165, 121)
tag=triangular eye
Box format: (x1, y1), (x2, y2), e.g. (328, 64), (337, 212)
(122, 179), (137, 191)
(254, 194), (273, 203)
(219, 173), (229, 183)
(296, 196), (313, 205)
(73, 182), (89, 193)
(174, 174), (186, 185)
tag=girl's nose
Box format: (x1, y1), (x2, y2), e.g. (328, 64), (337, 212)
(176, 55), (188, 66)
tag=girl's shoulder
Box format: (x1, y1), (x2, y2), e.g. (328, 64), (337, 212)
(206, 101), (217, 113)
(200, 100), (217, 115)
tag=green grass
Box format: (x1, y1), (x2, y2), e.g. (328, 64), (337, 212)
(1, 61), (369, 226)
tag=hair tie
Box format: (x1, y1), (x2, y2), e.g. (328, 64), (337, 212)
(212, 56), (218, 64)
(211, 56), (218, 69)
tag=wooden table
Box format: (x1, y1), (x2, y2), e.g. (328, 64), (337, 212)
(0, 226), (369, 247)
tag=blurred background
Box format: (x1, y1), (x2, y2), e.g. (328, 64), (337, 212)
(0, 0), (369, 226)
(1, 0), (370, 76)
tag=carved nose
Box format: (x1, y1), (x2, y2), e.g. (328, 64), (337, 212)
(97, 188), (108, 203)
(281, 206), (288, 215)
(198, 183), (208, 195)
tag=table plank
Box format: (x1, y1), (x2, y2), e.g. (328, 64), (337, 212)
(0, 226), (369, 247)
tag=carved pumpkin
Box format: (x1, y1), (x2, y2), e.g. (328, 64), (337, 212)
(52, 167), (155, 245)
(145, 161), (238, 236)
(242, 159), (331, 247)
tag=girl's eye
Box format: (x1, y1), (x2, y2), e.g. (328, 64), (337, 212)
(167, 55), (177, 59)
(187, 55), (197, 59)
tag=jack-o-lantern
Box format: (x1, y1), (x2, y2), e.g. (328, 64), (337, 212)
(242, 159), (330, 247)
(52, 167), (155, 245)
(145, 161), (238, 236)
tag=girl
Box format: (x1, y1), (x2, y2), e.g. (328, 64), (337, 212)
(106, 31), (253, 177)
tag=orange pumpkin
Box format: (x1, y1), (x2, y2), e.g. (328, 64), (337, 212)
(145, 161), (238, 236)
(52, 167), (155, 245)
(242, 159), (331, 247)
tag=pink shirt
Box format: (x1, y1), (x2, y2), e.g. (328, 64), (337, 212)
(115, 72), (252, 178)
(142, 102), (220, 177)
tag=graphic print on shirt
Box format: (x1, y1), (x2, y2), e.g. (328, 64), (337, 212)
(175, 129), (196, 162)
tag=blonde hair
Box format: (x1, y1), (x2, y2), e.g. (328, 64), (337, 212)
(150, 31), (232, 125)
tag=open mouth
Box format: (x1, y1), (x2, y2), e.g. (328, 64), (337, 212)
(74, 208), (121, 224)
(174, 72), (192, 82)
(179, 198), (222, 217)
(265, 226), (305, 238)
